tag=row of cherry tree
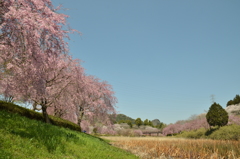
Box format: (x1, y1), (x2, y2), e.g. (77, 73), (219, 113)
(0, 0), (117, 127)
(162, 114), (240, 136)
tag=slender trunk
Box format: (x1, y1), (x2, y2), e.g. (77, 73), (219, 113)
(6, 96), (14, 103)
(77, 106), (84, 125)
(42, 104), (51, 124)
(32, 102), (36, 111)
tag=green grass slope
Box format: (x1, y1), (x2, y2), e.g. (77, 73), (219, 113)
(0, 110), (138, 159)
(0, 101), (81, 132)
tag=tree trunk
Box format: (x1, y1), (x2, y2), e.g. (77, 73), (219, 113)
(77, 106), (84, 126)
(42, 104), (51, 124)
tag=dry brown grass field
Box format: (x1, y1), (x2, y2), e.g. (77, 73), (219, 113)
(101, 136), (240, 159)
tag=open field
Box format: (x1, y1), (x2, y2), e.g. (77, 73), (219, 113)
(102, 136), (240, 159)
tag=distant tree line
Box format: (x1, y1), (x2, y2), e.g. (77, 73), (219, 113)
(117, 117), (166, 130)
(227, 94), (240, 106)
(115, 114), (135, 123)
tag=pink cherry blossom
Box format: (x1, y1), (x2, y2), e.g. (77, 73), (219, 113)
(0, 0), (117, 128)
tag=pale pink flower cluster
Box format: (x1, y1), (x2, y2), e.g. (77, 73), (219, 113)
(228, 115), (240, 125)
(163, 116), (209, 136)
(80, 120), (90, 133)
(163, 114), (240, 136)
(133, 130), (143, 136)
(97, 127), (117, 135)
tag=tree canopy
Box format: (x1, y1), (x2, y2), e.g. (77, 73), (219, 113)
(135, 118), (143, 127)
(143, 119), (149, 126)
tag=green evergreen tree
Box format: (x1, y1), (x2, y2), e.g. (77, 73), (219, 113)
(206, 102), (228, 127)
(156, 122), (167, 130)
(148, 121), (153, 127)
(143, 119), (149, 126)
(226, 100), (234, 106)
(233, 94), (240, 105)
(126, 120), (132, 128)
(135, 118), (143, 128)
(226, 94), (240, 106)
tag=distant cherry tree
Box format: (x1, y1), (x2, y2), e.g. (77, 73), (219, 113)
(228, 115), (240, 125)
(162, 114), (209, 136)
(162, 123), (182, 136)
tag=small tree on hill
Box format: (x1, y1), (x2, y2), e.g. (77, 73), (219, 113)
(227, 100), (234, 106)
(206, 102), (228, 127)
(148, 120), (153, 127)
(126, 120), (132, 128)
(135, 118), (143, 128)
(156, 122), (167, 130)
(143, 119), (149, 126)
(233, 94), (240, 105)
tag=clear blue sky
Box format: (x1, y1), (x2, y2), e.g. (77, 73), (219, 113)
(52, 0), (240, 124)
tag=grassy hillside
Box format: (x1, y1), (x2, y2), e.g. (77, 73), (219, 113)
(0, 101), (81, 132)
(0, 110), (138, 159)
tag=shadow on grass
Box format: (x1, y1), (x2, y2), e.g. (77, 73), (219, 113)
(0, 101), (81, 132)
(205, 127), (219, 136)
(0, 110), (85, 153)
(11, 123), (86, 153)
